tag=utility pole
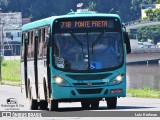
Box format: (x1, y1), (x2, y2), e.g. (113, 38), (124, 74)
(0, 8), (2, 81)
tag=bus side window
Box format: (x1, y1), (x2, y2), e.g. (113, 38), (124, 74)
(24, 32), (28, 61)
(30, 31), (34, 59)
(38, 29), (43, 58)
(28, 32), (31, 60)
(43, 27), (49, 58)
(33, 29), (39, 59)
(42, 28), (45, 42)
(31, 31), (34, 59)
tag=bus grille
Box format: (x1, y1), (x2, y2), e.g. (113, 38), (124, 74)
(77, 88), (102, 94)
(73, 82), (105, 86)
(66, 73), (112, 80)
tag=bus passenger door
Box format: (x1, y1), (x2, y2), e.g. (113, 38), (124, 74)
(45, 27), (51, 98)
(34, 30), (39, 99)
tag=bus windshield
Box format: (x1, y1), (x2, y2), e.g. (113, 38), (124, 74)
(53, 31), (123, 71)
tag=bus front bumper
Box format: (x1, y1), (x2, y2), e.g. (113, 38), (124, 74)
(51, 82), (126, 100)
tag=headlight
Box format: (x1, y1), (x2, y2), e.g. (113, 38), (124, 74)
(55, 76), (63, 84)
(116, 75), (122, 82)
(108, 74), (124, 85)
(53, 76), (70, 86)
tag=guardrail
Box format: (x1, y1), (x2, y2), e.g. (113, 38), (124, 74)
(124, 18), (160, 28)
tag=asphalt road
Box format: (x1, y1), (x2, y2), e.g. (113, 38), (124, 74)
(0, 85), (160, 112)
(0, 85), (159, 120)
(0, 85), (160, 119)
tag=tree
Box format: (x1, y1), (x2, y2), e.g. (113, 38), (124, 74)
(0, 0), (9, 11)
(0, 0), (9, 6)
(87, 1), (96, 11)
(155, 0), (160, 3)
(0, 0), (157, 22)
(138, 25), (160, 43)
(154, 8), (160, 19)
(130, 0), (156, 20)
(144, 7), (160, 21)
(145, 7), (155, 20)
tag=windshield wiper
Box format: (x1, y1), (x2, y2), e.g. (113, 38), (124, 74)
(91, 30), (105, 53)
(69, 31), (84, 54)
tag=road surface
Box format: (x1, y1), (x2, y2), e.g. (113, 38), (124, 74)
(0, 85), (160, 118)
(0, 85), (160, 111)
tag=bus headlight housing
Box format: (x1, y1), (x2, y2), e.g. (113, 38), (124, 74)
(55, 76), (63, 84)
(53, 76), (70, 86)
(116, 75), (122, 81)
(108, 74), (124, 85)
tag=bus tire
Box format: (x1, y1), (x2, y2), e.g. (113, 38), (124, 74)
(81, 101), (90, 109)
(28, 87), (39, 110)
(106, 97), (117, 109)
(90, 100), (99, 109)
(39, 79), (48, 110)
(40, 100), (48, 110)
(49, 100), (58, 111)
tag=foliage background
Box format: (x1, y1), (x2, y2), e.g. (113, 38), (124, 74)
(0, 0), (157, 22)
(1, 0), (160, 42)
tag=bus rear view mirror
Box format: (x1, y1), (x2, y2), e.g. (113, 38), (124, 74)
(124, 32), (131, 54)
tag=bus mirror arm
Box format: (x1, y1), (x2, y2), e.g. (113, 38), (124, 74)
(124, 32), (131, 54)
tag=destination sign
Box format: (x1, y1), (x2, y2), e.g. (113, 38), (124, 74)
(60, 20), (114, 29)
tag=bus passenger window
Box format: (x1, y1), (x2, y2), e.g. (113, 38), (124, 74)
(28, 32), (32, 59)
(31, 32), (34, 59)
(43, 27), (49, 58)
(38, 29), (43, 58)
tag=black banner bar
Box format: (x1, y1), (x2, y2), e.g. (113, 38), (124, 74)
(0, 111), (160, 117)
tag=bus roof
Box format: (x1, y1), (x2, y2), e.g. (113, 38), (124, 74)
(22, 13), (121, 31)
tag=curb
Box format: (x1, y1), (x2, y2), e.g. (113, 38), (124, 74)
(0, 81), (20, 86)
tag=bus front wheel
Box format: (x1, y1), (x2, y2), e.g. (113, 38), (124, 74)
(90, 100), (99, 109)
(49, 99), (58, 111)
(106, 97), (117, 109)
(40, 100), (48, 110)
(81, 101), (90, 109)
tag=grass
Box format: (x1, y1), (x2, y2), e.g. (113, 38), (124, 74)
(1, 60), (20, 82)
(127, 86), (160, 99)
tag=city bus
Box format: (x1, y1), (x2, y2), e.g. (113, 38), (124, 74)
(21, 11), (131, 111)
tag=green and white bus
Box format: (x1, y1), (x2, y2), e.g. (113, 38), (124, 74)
(21, 11), (131, 111)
